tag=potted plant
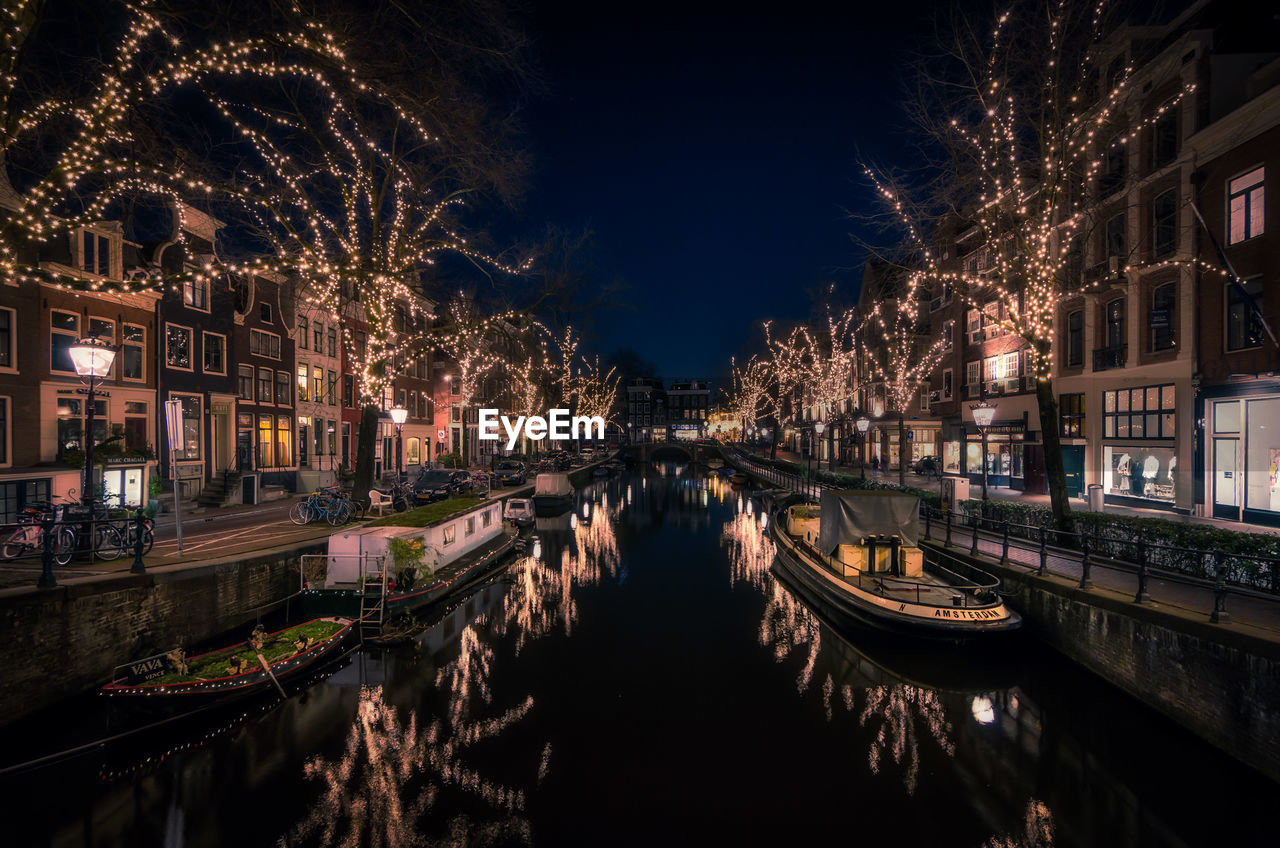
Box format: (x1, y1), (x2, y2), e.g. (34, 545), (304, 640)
(388, 536), (429, 592)
(147, 475), (163, 515)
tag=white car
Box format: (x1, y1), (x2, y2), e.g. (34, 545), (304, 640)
(503, 498), (534, 525)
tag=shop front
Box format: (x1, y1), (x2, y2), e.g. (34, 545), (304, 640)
(964, 422), (1025, 491)
(1204, 383), (1280, 525)
(1100, 383), (1178, 510)
(100, 457), (151, 509)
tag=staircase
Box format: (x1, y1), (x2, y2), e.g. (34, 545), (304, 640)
(358, 555), (388, 635)
(197, 470), (242, 508)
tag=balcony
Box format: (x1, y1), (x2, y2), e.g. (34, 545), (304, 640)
(1093, 344), (1127, 372)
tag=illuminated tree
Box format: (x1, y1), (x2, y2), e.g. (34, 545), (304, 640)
(727, 355), (770, 440)
(795, 295), (861, 468)
(545, 324), (620, 428)
(760, 321), (809, 460)
(432, 293), (509, 467)
(865, 0), (1197, 528)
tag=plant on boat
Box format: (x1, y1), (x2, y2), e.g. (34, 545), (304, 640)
(389, 536), (428, 591)
(145, 620), (346, 684)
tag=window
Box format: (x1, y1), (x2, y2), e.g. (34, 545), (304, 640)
(313, 366), (323, 402)
(124, 401), (148, 451)
(202, 332), (225, 374)
(166, 324), (192, 369)
(327, 326), (337, 357)
(249, 329), (280, 359)
(407, 437), (420, 465)
(0, 397), (7, 464)
(1101, 135), (1125, 194)
(343, 374), (354, 407)
(327, 371), (337, 406)
(482, 507), (492, 528)
(80, 230), (111, 276)
(983, 356), (998, 382)
(298, 315), (308, 349)
(966, 360), (980, 388)
(1060, 393), (1086, 438)
(276, 371), (291, 406)
(442, 525), (456, 546)
(0, 307), (13, 370)
(297, 364), (309, 402)
(920, 387), (930, 412)
(1228, 167), (1265, 244)
(1105, 299), (1125, 349)
(1066, 310), (1084, 367)
(258, 414), (274, 467)
(966, 308), (982, 344)
(1151, 283), (1176, 351)
(122, 324), (144, 380)
(182, 279), (208, 310)
(942, 369), (953, 400)
(238, 365), (254, 400)
(178, 395), (201, 459)
(1103, 383), (1174, 439)
(354, 330), (366, 361)
(276, 416), (292, 466)
(409, 392), (418, 418)
(1153, 189), (1177, 258)
(257, 367), (273, 402)
(1001, 351), (1020, 380)
(260, 302), (272, 323)
(450, 378), (460, 396)
(942, 319), (954, 352)
(1106, 214), (1125, 260)
(465, 516), (476, 537)
(1151, 101), (1177, 170)
(452, 405), (461, 423)
(1226, 278), (1265, 351)
(313, 321), (323, 353)
(50, 310), (78, 373)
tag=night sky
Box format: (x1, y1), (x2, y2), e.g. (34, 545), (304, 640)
(521, 2), (951, 382)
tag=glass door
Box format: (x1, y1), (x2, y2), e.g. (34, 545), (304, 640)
(1213, 437), (1240, 519)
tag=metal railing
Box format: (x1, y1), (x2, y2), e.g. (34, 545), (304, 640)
(728, 450), (1278, 625)
(2, 510), (154, 587)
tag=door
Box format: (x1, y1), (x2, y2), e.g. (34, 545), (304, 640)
(1213, 438), (1240, 519)
(1061, 446), (1084, 497)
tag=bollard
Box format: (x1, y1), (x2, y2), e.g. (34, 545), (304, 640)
(37, 514), (56, 589)
(970, 511), (979, 556)
(1210, 551), (1230, 624)
(1038, 525), (1047, 576)
(131, 511), (147, 574)
(924, 509), (932, 541)
(945, 510), (953, 547)
(1079, 534), (1094, 589)
(1134, 540), (1151, 604)
(1000, 520), (1010, 565)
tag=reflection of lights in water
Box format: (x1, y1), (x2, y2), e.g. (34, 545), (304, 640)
(721, 509), (776, 592)
(971, 695), (996, 725)
(284, 682), (536, 847)
(626, 486), (632, 505)
(982, 800), (1055, 848)
(860, 684), (955, 796)
(701, 489), (708, 507)
(570, 513), (578, 529)
(532, 539), (542, 558)
(746, 499), (753, 516)
(581, 502), (590, 520)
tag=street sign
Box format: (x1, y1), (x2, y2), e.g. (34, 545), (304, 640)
(437, 429), (446, 441)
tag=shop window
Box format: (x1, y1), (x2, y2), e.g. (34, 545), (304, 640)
(1246, 398), (1280, 513)
(1213, 400), (1240, 433)
(0, 479), (50, 525)
(1103, 383), (1174, 439)
(50, 310), (78, 373)
(203, 332), (225, 374)
(1228, 167), (1264, 244)
(1104, 445), (1175, 502)
(1151, 283), (1176, 351)
(1152, 190), (1177, 258)
(1226, 278), (1265, 351)
(122, 324), (144, 380)
(166, 324), (192, 369)
(407, 437), (420, 465)
(1060, 393), (1086, 438)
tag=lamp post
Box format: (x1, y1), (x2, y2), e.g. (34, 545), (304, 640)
(814, 420), (826, 472)
(68, 337), (116, 506)
(970, 400), (997, 502)
(389, 406), (407, 481)
(856, 415), (870, 479)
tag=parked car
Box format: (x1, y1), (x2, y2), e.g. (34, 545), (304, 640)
(911, 455), (941, 477)
(412, 470), (453, 504)
(494, 461), (527, 486)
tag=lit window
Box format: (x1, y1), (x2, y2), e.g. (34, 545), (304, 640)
(1228, 167), (1264, 244)
(166, 325), (192, 369)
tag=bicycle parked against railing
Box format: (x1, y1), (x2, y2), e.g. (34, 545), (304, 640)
(290, 487), (361, 526)
(0, 499), (75, 563)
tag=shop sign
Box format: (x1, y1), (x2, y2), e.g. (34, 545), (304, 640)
(1150, 308), (1170, 329)
(103, 456), (146, 466)
(177, 464), (203, 478)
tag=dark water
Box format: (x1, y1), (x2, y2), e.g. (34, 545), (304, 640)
(2, 462), (1274, 847)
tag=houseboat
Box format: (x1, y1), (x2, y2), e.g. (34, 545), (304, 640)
(532, 473), (574, 515)
(769, 490), (1020, 640)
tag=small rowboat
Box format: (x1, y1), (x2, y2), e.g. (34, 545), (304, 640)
(101, 617), (354, 704)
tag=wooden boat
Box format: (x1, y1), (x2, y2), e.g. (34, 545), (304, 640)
(101, 617), (354, 703)
(768, 490), (1020, 640)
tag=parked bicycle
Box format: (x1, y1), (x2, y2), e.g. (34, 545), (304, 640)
(290, 487), (361, 526)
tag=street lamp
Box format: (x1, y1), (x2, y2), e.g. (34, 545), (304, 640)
(970, 400), (997, 502)
(389, 406), (408, 480)
(814, 420), (826, 471)
(68, 336), (116, 506)
(855, 415), (870, 479)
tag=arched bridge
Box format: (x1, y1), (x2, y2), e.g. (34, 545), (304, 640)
(622, 441), (726, 464)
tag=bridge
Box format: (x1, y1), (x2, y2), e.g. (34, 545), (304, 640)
(622, 440), (726, 464)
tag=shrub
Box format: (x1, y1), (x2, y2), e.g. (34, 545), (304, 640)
(436, 452), (462, 469)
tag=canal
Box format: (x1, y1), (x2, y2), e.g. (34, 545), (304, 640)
(1, 462), (1274, 846)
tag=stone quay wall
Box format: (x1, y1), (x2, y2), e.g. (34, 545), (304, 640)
(923, 539), (1280, 782)
(0, 540), (324, 726)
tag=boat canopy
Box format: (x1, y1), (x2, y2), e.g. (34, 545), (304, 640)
(535, 473), (573, 497)
(816, 489), (920, 555)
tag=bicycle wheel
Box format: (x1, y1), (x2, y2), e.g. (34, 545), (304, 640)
(290, 500), (311, 526)
(1, 528), (30, 560)
(94, 525), (124, 561)
(53, 527), (76, 566)
(325, 499), (351, 526)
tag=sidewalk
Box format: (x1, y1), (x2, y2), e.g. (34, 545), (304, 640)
(755, 448), (1280, 536)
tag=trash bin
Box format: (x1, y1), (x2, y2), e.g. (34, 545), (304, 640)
(1087, 483), (1104, 512)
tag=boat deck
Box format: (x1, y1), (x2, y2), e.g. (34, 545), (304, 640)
(788, 532), (972, 606)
